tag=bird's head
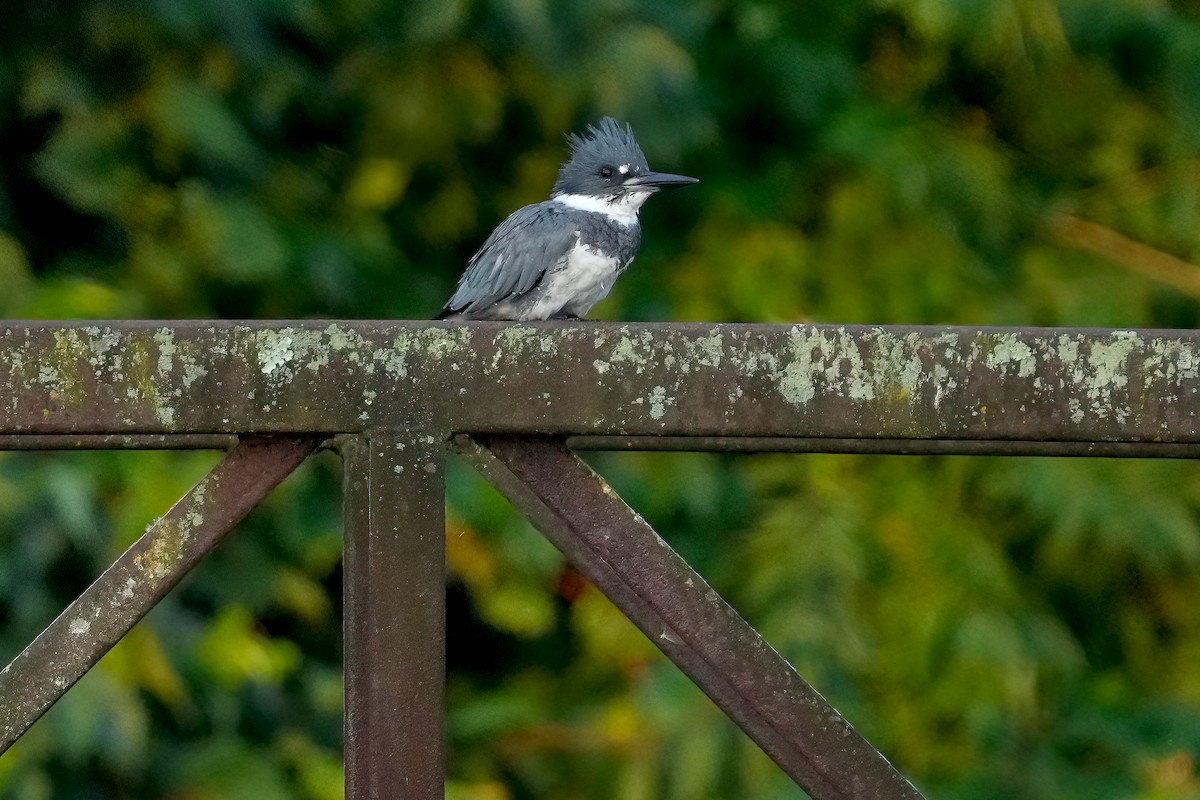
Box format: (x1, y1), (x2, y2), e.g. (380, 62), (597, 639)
(551, 117), (697, 202)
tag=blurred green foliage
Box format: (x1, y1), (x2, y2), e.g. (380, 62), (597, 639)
(3, 0), (1200, 797)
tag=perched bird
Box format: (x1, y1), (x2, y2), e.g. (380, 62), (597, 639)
(439, 117), (697, 321)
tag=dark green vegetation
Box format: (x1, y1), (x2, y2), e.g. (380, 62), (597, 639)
(3, 0), (1200, 797)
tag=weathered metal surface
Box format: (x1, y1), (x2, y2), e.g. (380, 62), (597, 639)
(4, 318), (1199, 795)
(0, 435), (316, 754)
(340, 432), (445, 800)
(568, 436), (1200, 457)
(459, 435), (926, 800)
(2, 322), (1199, 444)
(0, 434), (238, 450)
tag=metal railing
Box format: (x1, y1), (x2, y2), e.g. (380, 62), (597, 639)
(3, 321), (1198, 799)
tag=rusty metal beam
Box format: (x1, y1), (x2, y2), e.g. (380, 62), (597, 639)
(340, 432), (445, 800)
(567, 436), (1200, 458)
(2, 433), (1199, 458)
(0, 434), (238, 450)
(458, 435), (925, 800)
(2, 322), (1199, 445)
(0, 435), (316, 753)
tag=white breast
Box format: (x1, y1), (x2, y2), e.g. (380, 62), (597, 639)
(531, 239), (623, 318)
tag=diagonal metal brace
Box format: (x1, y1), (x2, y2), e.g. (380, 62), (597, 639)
(458, 435), (925, 800)
(0, 435), (317, 754)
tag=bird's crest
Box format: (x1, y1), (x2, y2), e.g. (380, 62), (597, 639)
(552, 117), (648, 196)
(565, 117), (645, 164)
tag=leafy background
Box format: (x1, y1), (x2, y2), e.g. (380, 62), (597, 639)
(3, 0), (1200, 797)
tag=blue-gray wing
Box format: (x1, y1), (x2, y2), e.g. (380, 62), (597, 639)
(442, 202), (577, 315)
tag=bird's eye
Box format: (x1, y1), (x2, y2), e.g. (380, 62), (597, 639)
(599, 166), (614, 178)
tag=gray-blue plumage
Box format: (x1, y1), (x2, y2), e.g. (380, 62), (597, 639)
(440, 117), (696, 321)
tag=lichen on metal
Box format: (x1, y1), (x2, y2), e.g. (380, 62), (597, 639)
(133, 480), (209, 581)
(1, 322), (1198, 443)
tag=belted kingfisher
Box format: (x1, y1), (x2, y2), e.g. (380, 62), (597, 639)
(439, 117), (697, 321)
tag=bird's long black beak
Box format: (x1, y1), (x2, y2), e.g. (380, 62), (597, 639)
(623, 171), (699, 190)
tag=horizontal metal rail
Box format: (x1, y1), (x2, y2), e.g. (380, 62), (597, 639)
(2, 322), (1197, 445)
(2, 434), (1198, 458)
(0, 434), (240, 450)
(568, 436), (1200, 457)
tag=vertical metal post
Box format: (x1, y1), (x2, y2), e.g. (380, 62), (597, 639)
(341, 431), (446, 800)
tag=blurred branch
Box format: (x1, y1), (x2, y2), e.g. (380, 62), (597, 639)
(1070, 159), (1200, 208)
(1050, 213), (1200, 301)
